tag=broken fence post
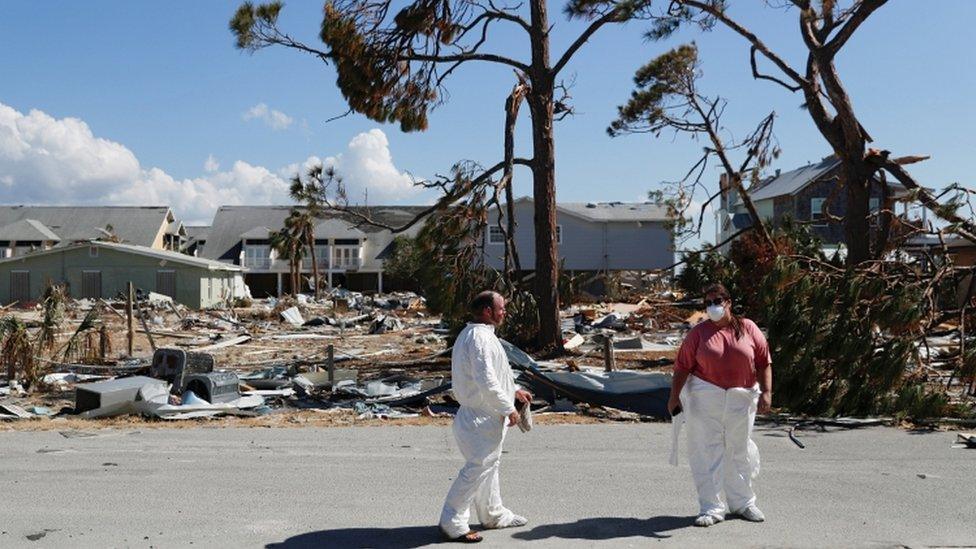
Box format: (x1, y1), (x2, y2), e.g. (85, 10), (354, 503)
(327, 344), (335, 392)
(126, 282), (134, 357)
(603, 334), (615, 372)
(99, 325), (109, 360)
(138, 303), (157, 353)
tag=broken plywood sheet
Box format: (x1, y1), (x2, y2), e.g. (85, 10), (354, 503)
(563, 333), (585, 351)
(280, 306), (304, 326)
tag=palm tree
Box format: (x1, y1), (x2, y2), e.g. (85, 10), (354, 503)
(287, 208), (320, 300)
(269, 223), (304, 297)
(290, 169), (329, 299)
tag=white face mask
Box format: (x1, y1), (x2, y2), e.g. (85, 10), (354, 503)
(706, 305), (726, 322)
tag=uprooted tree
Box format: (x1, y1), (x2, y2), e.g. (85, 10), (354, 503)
(647, 0), (976, 264)
(673, 220), (976, 417)
(604, 8), (976, 415)
(230, 0), (659, 351)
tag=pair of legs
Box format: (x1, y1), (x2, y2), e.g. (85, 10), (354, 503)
(439, 406), (525, 540)
(685, 377), (762, 523)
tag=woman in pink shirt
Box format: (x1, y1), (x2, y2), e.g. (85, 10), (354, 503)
(668, 283), (773, 527)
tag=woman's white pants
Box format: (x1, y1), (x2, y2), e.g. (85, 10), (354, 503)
(439, 406), (516, 537)
(683, 376), (761, 517)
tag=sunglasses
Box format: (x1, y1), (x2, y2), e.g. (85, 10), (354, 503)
(703, 298), (725, 307)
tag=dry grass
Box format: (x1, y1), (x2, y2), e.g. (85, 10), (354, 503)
(0, 409), (608, 433)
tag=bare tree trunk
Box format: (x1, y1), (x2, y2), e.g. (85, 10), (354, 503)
(292, 258), (300, 297)
(502, 82), (527, 280)
(308, 231), (320, 300)
(526, 0), (561, 353)
(843, 163), (872, 264)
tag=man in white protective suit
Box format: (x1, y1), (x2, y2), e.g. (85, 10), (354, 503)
(438, 291), (533, 543)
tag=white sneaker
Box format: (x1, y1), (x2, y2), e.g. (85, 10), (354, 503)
(694, 514), (724, 527)
(736, 505), (765, 522)
(485, 514), (528, 529)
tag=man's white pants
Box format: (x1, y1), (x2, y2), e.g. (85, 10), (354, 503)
(684, 376), (761, 517)
(439, 406), (516, 537)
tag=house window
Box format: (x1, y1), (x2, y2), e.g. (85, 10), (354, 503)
(314, 245), (330, 267)
(81, 271), (102, 299)
(869, 198), (880, 212)
(10, 271), (30, 303)
(89, 246), (99, 258)
(810, 198), (827, 224)
(333, 246), (360, 269)
(556, 225), (562, 244)
(244, 244), (271, 269)
(156, 270), (176, 298)
(487, 226), (505, 245)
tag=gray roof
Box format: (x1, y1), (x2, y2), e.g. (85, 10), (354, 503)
(0, 206), (172, 247)
(739, 156), (908, 203)
(203, 205), (430, 262)
(558, 201), (669, 222)
(496, 197), (669, 222)
(0, 219), (61, 241)
(745, 157), (842, 202)
(0, 240), (243, 271)
(184, 225), (209, 243)
(241, 226), (274, 240)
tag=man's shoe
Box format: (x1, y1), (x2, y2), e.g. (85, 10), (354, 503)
(440, 529), (483, 543)
(735, 505), (765, 522)
(694, 514), (724, 527)
(485, 514), (528, 529)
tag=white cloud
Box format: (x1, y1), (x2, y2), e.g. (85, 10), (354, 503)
(322, 129), (422, 204)
(203, 154), (219, 173)
(242, 103), (293, 131)
(0, 103), (425, 224)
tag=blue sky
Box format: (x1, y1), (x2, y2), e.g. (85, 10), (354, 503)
(1, 0), (973, 244)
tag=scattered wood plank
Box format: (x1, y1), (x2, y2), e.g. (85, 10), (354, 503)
(98, 299), (126, 320)
(194, 334), (251, 352)
(168, 301), (185, 320)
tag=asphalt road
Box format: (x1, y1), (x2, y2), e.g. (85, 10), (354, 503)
(0, 422), (973, 548)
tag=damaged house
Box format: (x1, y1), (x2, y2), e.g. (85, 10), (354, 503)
(0, 205), (188, 255)
(202, 205), (429, 297)
(0, 206), (237, 308)
(0, 241), (246, 308)
(715, 155), (915, 252)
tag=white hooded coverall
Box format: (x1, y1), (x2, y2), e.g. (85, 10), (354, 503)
(439, 323), (520, 538)
(670, 376), (761, 518)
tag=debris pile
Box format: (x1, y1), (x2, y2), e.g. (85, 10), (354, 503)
(1, 281), (973, 430)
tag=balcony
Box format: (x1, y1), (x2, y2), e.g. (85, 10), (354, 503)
(332, 256), (361, 270)
(242, 257), (273, 269)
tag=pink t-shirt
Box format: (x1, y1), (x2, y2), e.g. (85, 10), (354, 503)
(674, 318), (771, 389)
